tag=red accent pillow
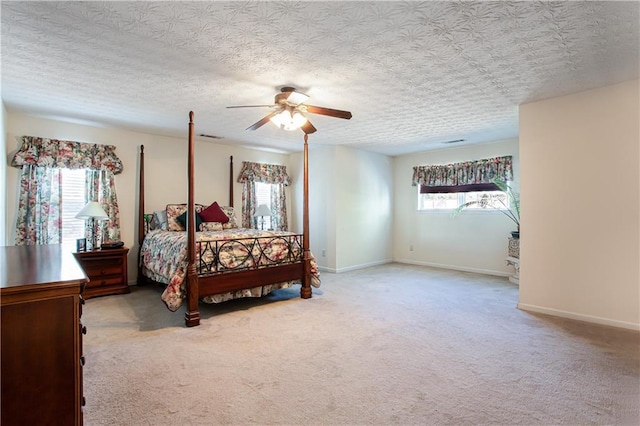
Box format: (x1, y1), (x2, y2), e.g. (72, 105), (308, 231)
(199, 202), (229, 223)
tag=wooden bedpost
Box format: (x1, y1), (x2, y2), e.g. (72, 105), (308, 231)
(185, 111), (200, 327)
(137, 145), (145, 285)
(301, 133), (312, 299)
(229, 155), (234, 207)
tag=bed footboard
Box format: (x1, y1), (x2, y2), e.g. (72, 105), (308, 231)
(197, 234), (304, 275)
(186, 233), (306, 326)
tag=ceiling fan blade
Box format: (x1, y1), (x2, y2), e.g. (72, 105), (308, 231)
(227, 105), (274, 109)
(285, 91), (309, 105)
(301, 120), (317, 134)
(246, 110), (279, 131)
(305, 105), (352, 120)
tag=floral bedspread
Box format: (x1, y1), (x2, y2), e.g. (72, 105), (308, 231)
(139, 228), (320, 311)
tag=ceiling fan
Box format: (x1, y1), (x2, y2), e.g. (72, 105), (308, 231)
(227, 87), (352, 134)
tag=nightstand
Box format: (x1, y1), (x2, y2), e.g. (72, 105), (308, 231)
(74, 247), (130, 299)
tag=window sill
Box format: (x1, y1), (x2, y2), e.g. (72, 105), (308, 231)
(416, 208), (505, 215)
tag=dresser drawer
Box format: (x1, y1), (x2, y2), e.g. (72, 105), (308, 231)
(81, 258), (123, 277)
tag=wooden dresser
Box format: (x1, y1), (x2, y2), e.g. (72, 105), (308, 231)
(1, 244), (87, 426)
(74, 247), (130, 299)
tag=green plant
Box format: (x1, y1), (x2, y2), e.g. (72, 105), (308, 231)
(451, 178), (520, 231)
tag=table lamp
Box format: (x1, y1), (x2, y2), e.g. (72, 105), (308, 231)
(254, 204), (272, 230)
(75, 201), (109, 250)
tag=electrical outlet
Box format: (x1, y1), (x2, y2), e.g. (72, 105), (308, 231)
(322, 249), (326, 257)
(409, 245), (414, 251)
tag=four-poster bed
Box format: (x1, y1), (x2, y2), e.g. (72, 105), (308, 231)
(137, 111), (317, 327)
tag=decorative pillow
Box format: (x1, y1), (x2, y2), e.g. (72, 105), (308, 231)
(199, 222), (223, 232)
(220, 206), (239, 229)
(144, 213), (155, 233)
(153, 210), (168, 231)
(200, 201), (229, 223)
(166, 203), (206, 231)
(176, 211), (203, 231)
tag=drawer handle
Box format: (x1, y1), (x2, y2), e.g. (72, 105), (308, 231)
(80, 356), (85, 366)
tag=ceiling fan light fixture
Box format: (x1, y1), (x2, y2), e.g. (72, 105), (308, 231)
(269, 110), (285, 127)
(291, 111), (308, 129)
(270, 108), (307, 131)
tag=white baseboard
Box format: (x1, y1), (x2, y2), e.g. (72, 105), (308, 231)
(318, 259), (393, 274)
(393, 258), (511, 278)
(517, 303), (640, 331)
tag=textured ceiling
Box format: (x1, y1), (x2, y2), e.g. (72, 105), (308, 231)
(2, 1), (638, 156)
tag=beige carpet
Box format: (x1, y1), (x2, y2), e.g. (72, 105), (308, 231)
(82, 263), (640, 425)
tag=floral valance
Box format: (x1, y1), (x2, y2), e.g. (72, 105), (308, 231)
(237, 161), (290, 185)
(412, 156), (513, 191)
(11, 136), (123, 174)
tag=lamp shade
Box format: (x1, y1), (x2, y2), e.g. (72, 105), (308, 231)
(75, 201), (109, 220)
(254, 204), (272, 217)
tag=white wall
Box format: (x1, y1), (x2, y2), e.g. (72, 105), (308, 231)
(290, 144), (337, 271)
(335, 146), (393, 272)
(1, 103), (7, 245)
(393, 139), (520, 276)
(519, 80), (639, 330)
(5, 112), (292, 281)
(290, 144), (394, 272)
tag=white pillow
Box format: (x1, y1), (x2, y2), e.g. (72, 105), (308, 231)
(153, 210), (168, 230)
(220, 206), (238, 229)
(199, 222), (223, 232)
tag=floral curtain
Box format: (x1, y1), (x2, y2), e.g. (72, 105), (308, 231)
(412, 156), (513, 192)
(14, 166), (62, 245)
(269, 184), (287, 231)
(11, 136), (123, 172)
(241, 181), (258, 229)
(85, 170), (121, 249)
(237, 161), (290, 230)
(11, 136), (123, 246)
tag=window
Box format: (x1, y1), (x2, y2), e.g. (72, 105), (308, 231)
(254, 181), (272, 230)
(60, 169), (87, 245)
(12, 136), (122, 247)
(412, 155), (514, 212)
(418, 190), (508, 211)
(238, 161), (289, 231)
